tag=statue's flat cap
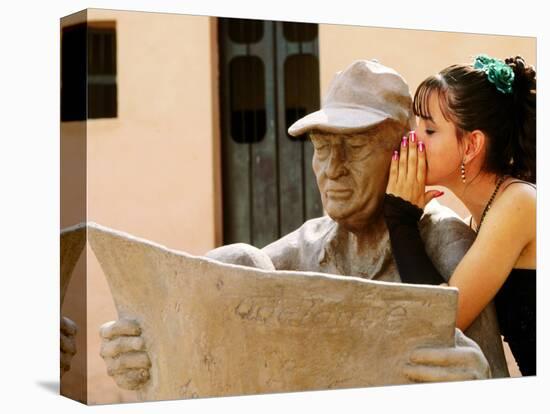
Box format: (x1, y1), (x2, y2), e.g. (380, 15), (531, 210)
(288, 60), (414, 136)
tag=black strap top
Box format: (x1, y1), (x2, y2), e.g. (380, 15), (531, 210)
(493, 181), (536, 376)
(494, 268), (536, 376)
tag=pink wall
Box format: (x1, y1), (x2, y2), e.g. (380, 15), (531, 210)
(61, 9), (220, 403)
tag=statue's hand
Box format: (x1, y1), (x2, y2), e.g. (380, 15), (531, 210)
(99, 319), (151, 390)
(60, 316), (77, 377)
(404, 328), (491, 382)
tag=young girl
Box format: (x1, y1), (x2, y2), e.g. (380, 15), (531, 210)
(383, 55), (536, 376)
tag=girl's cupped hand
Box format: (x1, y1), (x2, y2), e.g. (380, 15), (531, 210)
(385, 130), (443, 209)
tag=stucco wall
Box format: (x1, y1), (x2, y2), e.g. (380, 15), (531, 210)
(60, 9), (219, 404)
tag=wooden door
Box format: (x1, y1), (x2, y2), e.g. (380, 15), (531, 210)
(219, 18), (322, 248)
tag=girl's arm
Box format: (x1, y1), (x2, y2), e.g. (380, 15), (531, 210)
(446, 184), (535, 330)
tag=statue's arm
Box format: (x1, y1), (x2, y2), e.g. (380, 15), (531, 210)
(205, 243), (275, 270)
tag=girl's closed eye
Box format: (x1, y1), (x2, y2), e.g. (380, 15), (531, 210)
(425, 129), (435, 135)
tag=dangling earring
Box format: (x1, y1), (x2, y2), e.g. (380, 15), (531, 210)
(460, 161), (466, 184)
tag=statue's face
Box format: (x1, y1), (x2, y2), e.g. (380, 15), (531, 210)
(310, 123), (401, 227)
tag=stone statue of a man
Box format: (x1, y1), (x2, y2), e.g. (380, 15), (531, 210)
(100, 60), (504, 390)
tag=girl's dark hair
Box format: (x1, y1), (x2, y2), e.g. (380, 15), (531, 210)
(413, 55), (536, 183)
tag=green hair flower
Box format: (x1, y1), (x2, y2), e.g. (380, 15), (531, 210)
(473, 54), (515, 94)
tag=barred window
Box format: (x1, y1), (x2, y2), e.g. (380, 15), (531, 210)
(61, 21), (117, 121)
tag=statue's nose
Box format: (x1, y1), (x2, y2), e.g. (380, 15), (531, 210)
(325, 145), (348, 179)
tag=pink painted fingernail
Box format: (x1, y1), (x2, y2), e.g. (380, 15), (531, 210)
(393, 150), (399, 160)
(409, 131), (416, 143)
(402, 136), (408, 147)
(435, 191), (444, 197)
(418, 141), (424, 152)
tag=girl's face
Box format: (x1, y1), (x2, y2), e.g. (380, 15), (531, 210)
(415, 92), (463, 186)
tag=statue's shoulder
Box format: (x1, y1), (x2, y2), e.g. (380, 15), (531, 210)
(419, 200), (475, 279)
(262, 215), (335, 270)
(267, 215), (334, 246)
(420, 200), (473, 240)
(296, 215), (336, 241)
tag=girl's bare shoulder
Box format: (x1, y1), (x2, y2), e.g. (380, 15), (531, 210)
(497, 180), (536, 212)
(487, 180), (536, 237)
